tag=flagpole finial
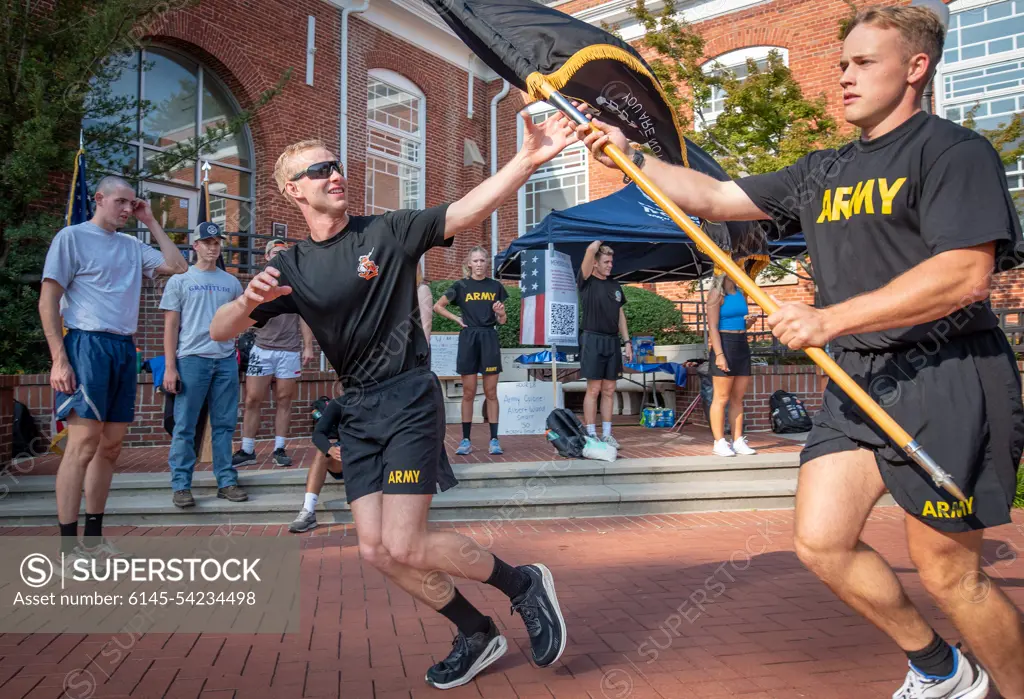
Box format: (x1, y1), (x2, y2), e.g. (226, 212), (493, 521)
(201, 161), (212, 183)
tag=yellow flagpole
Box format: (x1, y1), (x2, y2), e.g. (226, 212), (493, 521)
(533, 80), (967, 504)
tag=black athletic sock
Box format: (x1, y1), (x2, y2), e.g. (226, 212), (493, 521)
(59, 521), (78, 553)
(84, 513), (104, 548)
(486, 556), (531, 599)
(462, 422), (472, 440)
(907, 631), (956, 678)
(489, 422), (498, 440)
(438, 589), (491, 637)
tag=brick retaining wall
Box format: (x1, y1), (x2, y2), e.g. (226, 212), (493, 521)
(12, 371), (340, 450)
(676, 364), (828, 432)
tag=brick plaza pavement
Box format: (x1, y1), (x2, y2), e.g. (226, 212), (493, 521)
(1, 508), (1022, 699)
(8, 424), (804, 477)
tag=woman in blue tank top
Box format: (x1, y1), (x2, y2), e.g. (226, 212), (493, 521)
(707, 274), (756, 457)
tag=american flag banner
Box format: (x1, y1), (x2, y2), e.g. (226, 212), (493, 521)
(520, 249), (578, 347)
(520, 250), (546, 346)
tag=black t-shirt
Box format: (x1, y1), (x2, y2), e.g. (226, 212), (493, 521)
(578, 273), (626, 335)
(444, 277), (508, 328)
(735, 111), (1022, 351)
(249, 205), (452, 388)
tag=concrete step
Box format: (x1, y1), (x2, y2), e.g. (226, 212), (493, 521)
(0, 479), (865, 527)
(3, 454), (801, 501)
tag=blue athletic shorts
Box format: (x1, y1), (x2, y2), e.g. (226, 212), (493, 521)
(55, 330), (138, 424)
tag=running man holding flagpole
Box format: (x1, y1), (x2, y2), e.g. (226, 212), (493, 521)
(578, 7), (1024, 698)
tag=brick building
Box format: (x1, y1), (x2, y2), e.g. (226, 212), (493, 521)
(10, 0), (1024, 456)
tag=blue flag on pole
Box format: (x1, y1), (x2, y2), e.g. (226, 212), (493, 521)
(65, 147), (93, 227)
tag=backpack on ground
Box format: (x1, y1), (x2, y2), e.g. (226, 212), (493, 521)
(12, 401), (43, 459)
(545, 408), (588, 459)
(770, 390), (813, 434)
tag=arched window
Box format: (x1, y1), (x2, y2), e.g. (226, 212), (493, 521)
(699, 46), (789, 127)
(936, 0), (1024, 190)
(84, 46), (256, 267)
(517, 101), (589, 235)
(365, 69), (426, 214)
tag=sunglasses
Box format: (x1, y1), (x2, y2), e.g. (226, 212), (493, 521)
(290, 160), (344, 182)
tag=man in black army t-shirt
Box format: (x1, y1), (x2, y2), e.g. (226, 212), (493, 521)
(210, 117), (576, 690)
(580, 6), (1024, 699)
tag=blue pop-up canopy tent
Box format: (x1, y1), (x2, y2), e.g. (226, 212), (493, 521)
(495, 182), (806, 284)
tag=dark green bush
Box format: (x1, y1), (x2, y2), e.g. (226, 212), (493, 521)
(427, 280), (700, 348)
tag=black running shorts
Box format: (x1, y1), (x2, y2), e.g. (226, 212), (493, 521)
(709, 333), (752, 377)
(456, 327), (502, 376)
(801, 328), (1024, 533)
(580, 331), (623, 381)
(338, 368), (459, 504)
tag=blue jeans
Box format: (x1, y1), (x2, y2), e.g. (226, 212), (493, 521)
(168, 355), (239, 491)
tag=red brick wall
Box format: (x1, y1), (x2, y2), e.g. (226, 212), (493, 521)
(0, 376), (15, 468)
(675, 364), (828, 432)
(14, 372), (341, 449)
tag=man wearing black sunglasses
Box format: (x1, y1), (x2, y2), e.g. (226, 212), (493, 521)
(210, 117), (577, 690)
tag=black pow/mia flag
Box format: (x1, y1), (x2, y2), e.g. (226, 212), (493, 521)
(423, 0), (778, 275)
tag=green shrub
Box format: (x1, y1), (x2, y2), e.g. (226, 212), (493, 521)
(1015, 466), (1023, 509)
(427, 280), (700, 348)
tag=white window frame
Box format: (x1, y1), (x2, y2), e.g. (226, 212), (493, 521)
(516, 101), (590, 236)
(937, 0), (1024, 190)
(698, 46), (789, 128)
(366, 68), (426, 213)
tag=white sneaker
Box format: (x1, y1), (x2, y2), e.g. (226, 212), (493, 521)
(893, 646), (990, 699)
(712, 438), (736, 457)
(732, 436), (757, 456)
(602, 434), (620, 449)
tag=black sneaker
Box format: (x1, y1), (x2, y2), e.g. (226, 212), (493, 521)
(172, 489), (195, 508)
(272, 448), (292, 467)
(425, 618), (507, 690)
(232, 449), (256, 467)
(510, 563), (566, 668)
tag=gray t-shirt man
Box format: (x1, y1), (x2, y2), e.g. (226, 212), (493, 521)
(160, 267), (243, 358)
(42, 221), (166, 335)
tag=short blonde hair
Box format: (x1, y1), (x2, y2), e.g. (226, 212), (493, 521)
(596, 245), (614, 261)
(844, 6), (946, 82)
(274, 139), (331, 194)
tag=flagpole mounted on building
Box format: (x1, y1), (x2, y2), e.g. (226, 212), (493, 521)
(537, 82), (966, 503)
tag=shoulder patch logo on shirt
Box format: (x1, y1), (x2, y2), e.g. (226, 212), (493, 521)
(357, 247), (379, 280)
(614, 290), (622, 302)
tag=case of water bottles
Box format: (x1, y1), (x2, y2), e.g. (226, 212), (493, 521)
(640, 407), (676, 428)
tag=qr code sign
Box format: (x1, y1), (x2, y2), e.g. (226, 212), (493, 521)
(549, 302), (577, 338)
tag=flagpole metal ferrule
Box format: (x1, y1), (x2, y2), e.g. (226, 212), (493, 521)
(538, 82), (968, 505)
(903, 441), (968, 502)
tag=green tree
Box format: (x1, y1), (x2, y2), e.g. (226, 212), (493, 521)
(0, 1), (289, 373)
(627, 0), (847, 177)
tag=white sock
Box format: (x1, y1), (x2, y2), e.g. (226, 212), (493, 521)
(587, 424), (597, 436)
(304, 493), (318, 512)
(275, 436), (286, 450)
(602, 422), (612, 437)
(241, 437), (255, 454)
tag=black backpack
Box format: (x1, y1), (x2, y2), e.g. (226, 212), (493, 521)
(770, 390), (813, 434)
(545, 408), (588, 458)
(12, 401), (43, 459)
